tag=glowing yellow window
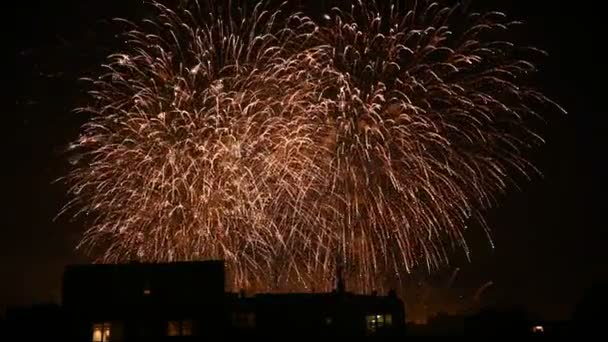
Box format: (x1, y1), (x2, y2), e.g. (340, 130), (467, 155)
(167, 320), (193, 336)
(92, 323), (111, 342)
(167, 321), (180, 337)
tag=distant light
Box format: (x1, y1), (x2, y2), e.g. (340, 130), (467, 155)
(144, 288), (151, 295)
(532, 325), (544, 333)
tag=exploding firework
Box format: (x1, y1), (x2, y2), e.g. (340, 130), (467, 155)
(65, 0), (563, 292)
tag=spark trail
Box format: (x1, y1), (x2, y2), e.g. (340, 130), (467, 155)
(65, 0), (564, 292)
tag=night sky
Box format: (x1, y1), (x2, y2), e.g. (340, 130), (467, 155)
(7, 0), (605, 321)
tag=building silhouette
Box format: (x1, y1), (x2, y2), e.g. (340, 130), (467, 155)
(5, 262), (594, 338)
(228, 290), (405, 337)
(59, 260), (405, 340)
(63, 261), (226, 340)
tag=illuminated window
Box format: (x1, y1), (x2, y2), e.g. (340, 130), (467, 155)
(143, 280), (151, 295)
(232, 312), (256, 328)
(167, 320), (193, 336)
(532, 325), (545, 333)
(366, 314), (393, 333)
(181, 320), (192, 336)
(92, 323), (111, 342)
(167, 321), (180, 337)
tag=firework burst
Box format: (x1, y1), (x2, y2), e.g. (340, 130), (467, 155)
(65, 0), (563, 292)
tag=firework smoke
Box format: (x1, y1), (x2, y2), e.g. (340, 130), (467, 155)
(404, 268), (495, 323)
(65, 0), (563, 292)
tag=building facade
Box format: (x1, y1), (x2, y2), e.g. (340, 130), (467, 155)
(61, 261), (405, 340)
(63, 261), (225, 341)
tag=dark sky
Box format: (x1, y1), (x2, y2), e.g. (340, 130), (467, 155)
(7, 0), (605, 321)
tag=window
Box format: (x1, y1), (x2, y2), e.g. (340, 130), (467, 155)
(532, 325), (545, 334)
(232, 312), (256, 328)
(92, 323), (111, 342)
(167, 320), (193, 336)
(366, 314), (393, 333)
(167, 321), (179, 336)
(143, 280), (151, 295)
